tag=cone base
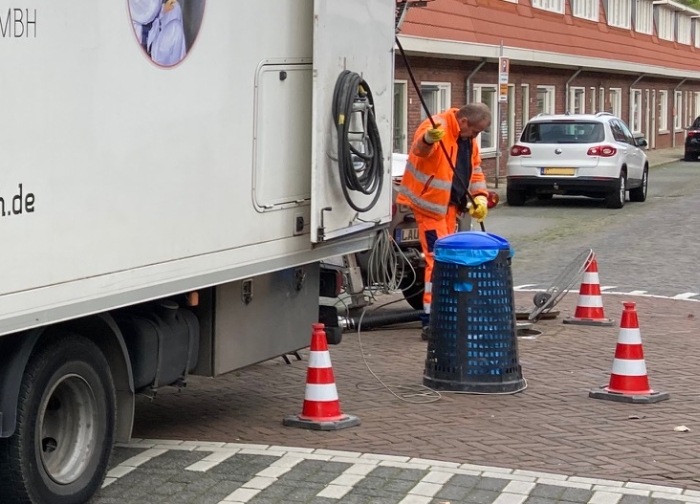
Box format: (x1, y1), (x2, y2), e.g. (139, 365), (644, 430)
(283, 413), (360, 431)
(589, 387), (670, 404)
(563, 317), (615, 327)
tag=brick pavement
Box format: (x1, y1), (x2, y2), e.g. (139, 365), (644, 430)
(130, 291), (700, 492)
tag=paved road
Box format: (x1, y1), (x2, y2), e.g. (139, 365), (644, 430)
(93, 158), (700, 503)
(486, 160), (700, 298)
(113, 292), (700, 503)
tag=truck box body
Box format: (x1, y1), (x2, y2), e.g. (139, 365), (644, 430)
(0, 0), (394, 337)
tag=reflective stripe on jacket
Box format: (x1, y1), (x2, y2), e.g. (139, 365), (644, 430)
(396, 108), (489, 219)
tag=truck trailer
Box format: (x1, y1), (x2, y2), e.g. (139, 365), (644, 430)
(0, 1), (395, 502)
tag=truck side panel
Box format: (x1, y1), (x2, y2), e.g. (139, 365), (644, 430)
(0, 0), (389, 336)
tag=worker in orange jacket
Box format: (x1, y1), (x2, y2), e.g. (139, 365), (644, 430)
(396, 102), (492, 341)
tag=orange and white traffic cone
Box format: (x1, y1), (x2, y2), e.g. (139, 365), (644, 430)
(589, 302), (669, 404)
(563, 254), (614, 326)
(283, 323), (360, 431)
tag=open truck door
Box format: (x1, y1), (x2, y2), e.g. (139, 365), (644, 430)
(310, 0), (395, 243)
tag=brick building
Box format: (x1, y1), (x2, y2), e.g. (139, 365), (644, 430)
(394, 0), (700, 179)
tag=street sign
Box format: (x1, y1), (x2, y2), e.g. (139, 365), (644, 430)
(499, 57), (509, 102)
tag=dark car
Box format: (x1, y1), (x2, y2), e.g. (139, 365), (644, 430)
(684, 116), (700, 161)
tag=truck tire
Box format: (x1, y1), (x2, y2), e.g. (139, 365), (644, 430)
(0, 333), (116, 504)
(400, 267), (425, 311)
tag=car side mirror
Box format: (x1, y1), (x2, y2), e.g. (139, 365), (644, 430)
(636, 137), (648, 148)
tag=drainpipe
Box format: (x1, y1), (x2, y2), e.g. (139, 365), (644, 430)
(465, 59), (487, 103)
(673, 78), (687, 148)
(629, 74), (646, 139)
(564, 68), (582, 113)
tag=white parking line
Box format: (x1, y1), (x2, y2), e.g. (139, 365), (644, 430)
(672, 292), (700, 300)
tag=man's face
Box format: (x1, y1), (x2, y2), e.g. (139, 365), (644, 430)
(458, 117), (489, 140)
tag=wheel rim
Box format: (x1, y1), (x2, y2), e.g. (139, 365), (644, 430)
(38, 374), (98, 485)
(619, 175), (626, 203)
(643, 170), (648, 198)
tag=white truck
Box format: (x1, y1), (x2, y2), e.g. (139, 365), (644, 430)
(0, 1), (395, 503)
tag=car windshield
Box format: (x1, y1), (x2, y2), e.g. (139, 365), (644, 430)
(521, 121), (605, 144)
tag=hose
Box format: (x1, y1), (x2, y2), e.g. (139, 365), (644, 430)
(332, 70), (384, 213)
(340, 309), (423, 331)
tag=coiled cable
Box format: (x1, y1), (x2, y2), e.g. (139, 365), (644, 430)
(332, 70), (384, 213)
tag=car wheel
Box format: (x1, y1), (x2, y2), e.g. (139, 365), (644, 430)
(506, 188), (527, 206)
(605, 171), (626, 209)
(536, 193), (553, 201)
(629, 166), (648, 202)
(0, 333), (116, 504)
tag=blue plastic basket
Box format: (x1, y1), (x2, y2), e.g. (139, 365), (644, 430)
(423, 232), (525, 393)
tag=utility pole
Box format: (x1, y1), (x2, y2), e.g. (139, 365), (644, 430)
(496, 41), (508, 189)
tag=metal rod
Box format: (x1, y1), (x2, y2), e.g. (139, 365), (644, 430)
(394, 35), (485, 232)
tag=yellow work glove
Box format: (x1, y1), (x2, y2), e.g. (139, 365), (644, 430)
(423, 123), (446, 144)
(467, 195), (489, 223)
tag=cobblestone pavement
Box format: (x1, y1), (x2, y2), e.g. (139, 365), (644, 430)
(96, 442), (700, 504)
(100, 147), (700, 503)
(124, 291), (700, 500)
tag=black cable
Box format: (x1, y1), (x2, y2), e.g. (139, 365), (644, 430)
(394, 35), (486, 232)
(332, 70), (384, 213)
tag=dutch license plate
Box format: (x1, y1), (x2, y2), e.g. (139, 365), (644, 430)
(541, 167), (576, 176)
(396, 227), (420, 244)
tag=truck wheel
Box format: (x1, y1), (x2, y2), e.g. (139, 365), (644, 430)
(0, 333), (116, 504)
(400, 267), (425, 311)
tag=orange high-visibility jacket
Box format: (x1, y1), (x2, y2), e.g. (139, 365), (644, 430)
(396, 108), (489, 219)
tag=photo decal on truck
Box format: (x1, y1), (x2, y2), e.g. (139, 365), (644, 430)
(128, 0), (205, 67)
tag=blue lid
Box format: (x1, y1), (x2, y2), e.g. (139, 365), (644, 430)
(435, 231), (510, 252)
(434, 232), (513, 267)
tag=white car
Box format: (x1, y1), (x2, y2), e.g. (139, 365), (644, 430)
(506, 112), (649, 208)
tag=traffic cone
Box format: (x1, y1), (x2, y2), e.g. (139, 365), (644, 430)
(589, 302), (669, 404)
(563, 254), (614, 326)
(283, 323), (360, 431)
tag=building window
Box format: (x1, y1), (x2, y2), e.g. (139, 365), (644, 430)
(532, 0), (565, 13)
(573, 0), (599, 20)
(634, 0), (653, 34)
(520, 84), (530, 138)
(695, 19), (700, 48)
(473, 84), (498, 152)
(657, 7), (674, 41)
(420, 82), (451, 121)
(659, 90), (668, 131)
(393, 81), (408, 154)
(695, 91), (700, 119)
(536, 86), (556, 115)
(674, 91), (683, 131)
(607, 0), (631, 29)
(589, 87), (597, 113)
(630, 89), (642, 134)
(569, 87), (586, 114)
(599, 87), (605, 112)
(610, 88), (622, 117)
(678, 14), (692, 45)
